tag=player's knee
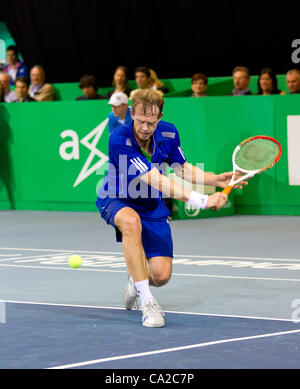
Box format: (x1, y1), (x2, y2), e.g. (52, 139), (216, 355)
(151, 272), (171, 287)
(118, 213), (142, 236)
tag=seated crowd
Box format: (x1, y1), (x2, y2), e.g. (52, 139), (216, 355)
(0, 45), (300, 107)
(191, 66), (300, 97)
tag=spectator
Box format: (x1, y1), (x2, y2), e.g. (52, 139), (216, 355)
(14, 76), (36, 102)
(108, 92), (132, 135)
(3, 45), (29, 86)
(0, 72), (17, 102)
(76, 74), (106, 100)
(231, 66), (252, 96)
(0, 82), (4, 102)
(257, 68), (286, 95)
(29, 65), (54, 101)
(129, 66), (163, 99)
(149, 69), (169, 95)
(106, 66), (133, 99)
(286, 69), (300, 94)
(191, 73), (208, 97)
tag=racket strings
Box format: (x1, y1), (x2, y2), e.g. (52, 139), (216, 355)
(235, 138), (279, 171)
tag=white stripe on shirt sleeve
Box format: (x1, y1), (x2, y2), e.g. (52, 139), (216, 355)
(178, 146), (186, 160)
(136, 157), (149, 171)
(130, 158), (147, 172)
(133, 157), (147, 172)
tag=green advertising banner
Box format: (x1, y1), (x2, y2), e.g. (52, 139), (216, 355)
(0, 94), (300, 215)
(0, 101), (111, 211)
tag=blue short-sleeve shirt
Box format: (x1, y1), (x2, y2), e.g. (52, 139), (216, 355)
(108, 107), (133, 135)
(97, 120), (186, 219)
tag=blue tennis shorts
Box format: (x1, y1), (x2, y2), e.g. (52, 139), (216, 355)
(96, 198), (173, 258)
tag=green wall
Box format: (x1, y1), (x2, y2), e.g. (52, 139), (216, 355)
(0, 95), (299, 215)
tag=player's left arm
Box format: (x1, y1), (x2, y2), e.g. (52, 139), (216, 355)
(174, 162), (247, 189)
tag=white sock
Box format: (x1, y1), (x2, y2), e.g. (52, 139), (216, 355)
(134, 279), (153, 305)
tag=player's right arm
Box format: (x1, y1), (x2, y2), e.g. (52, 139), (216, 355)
(109, 138), (227, 210)
(139, 167), (227, 210)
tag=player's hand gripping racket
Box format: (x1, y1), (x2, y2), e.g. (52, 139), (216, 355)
(222, 135), (282, 195)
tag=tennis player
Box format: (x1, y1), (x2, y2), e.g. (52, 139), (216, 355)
(96, 89), (245, 328)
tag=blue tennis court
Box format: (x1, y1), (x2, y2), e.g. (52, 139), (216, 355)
(1, 211), (300, 370)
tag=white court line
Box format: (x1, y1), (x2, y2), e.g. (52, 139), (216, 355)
(3, 299), (297, 322)
(0, 246), (300, 262)
(0, 264), (125, 273)
(2, 251), (300, 266)
(47, 328), (300, 369)
(173, 272), (300, 282)
(0, 253), (69, 263)
(0, 254), (21, 257)
(0, 247), (117, 254)
(1, 263), (300, 282)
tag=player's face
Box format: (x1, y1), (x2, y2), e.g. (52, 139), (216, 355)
(233, 71), (249, 91)
(132, 104), (162, 142)
(286, 72), (300, 94)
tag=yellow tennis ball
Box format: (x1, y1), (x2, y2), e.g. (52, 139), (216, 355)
(68, 255), (82, 269)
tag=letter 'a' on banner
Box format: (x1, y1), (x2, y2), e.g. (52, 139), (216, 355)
(0, 300), (6, 324)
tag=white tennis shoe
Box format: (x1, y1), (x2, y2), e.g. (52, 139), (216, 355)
(141, 297), (165, 328)
(123, 275), (139, 310)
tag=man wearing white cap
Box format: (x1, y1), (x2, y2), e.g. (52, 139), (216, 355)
(108, 92), (132, 135)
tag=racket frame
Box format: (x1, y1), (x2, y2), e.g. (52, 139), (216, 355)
(223, 135), (282, 194)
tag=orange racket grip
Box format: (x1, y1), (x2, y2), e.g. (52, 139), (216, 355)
(222, 186), (233, 195)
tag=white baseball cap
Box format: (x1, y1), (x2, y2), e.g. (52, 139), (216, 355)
(108, 92), (128, 106)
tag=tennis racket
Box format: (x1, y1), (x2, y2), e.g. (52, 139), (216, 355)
(222, 135), (282, 195)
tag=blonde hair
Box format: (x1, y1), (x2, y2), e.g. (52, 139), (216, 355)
(232, 66), (250, 78)
(150, 69), (164, 89)
(131, 89), (164, 117)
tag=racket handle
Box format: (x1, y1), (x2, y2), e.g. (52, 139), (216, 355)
(222, 186), (232, 195)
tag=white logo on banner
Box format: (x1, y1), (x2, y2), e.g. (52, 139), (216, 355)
(59, 118), (109, 187)
(287, 115), (300, 186)
(184, 203), (201, 217)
